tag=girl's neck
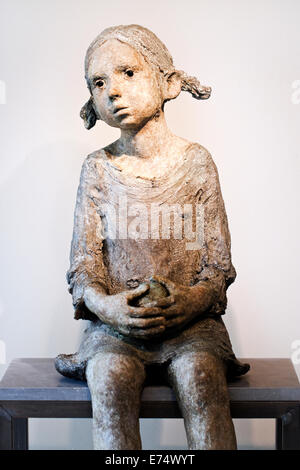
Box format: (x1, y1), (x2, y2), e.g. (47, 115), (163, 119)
(118, 111), (174, 159)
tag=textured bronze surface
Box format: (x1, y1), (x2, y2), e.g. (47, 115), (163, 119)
(55, 24), (249, 450)
(131, 280), (169, 307)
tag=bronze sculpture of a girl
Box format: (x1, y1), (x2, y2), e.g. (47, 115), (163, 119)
(55, 24), (249, 450)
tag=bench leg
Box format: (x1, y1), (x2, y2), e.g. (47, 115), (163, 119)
(0, 406), (28, 450)
(280, 407), (300, 450)
(276, 418), (282, 450)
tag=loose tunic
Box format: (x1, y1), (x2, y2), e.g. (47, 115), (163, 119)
(55, 142), (249, 381)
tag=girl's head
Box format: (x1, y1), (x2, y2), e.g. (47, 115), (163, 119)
(81, 24), (211, 130)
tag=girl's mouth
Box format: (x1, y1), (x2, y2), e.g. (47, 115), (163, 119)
(113, 107), (128, 114)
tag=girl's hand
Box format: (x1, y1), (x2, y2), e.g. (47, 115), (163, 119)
(148, 275), (214, 330)
(83, 283), (167, 338)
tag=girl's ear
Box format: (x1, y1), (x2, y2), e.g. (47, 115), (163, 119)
(80, 97), (98, 129)
(163, 71), (182, 101)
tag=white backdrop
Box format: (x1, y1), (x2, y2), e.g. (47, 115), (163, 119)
(0, 0), (299, 450)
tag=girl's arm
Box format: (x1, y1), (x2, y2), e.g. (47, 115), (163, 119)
(195, 149), (236, 316)
(67, 154), (108, 321)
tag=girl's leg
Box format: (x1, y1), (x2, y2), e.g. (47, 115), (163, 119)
(167, 350), (237, 450)
(86, 352), (146, 450)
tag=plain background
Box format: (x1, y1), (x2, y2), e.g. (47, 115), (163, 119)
(0, 0), (300, 450)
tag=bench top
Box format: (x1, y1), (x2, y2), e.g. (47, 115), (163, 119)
(0, 358), (300, 403)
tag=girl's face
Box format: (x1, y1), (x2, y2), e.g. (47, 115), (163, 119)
(87, 39), (164, 130)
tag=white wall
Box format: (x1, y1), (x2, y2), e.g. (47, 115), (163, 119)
(1, 0), (299, 450)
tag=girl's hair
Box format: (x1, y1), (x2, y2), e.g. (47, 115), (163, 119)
(80, 24), (211, 129)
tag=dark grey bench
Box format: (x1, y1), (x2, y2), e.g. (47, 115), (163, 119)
(0, 358), (300, 450)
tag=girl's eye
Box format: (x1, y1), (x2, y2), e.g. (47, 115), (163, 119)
(96, 80), (104, 88)
(125, 70), (134, 77)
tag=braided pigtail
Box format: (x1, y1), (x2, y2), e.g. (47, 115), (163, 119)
(80, 97), (98, 130)
(177, 70), (211, 100)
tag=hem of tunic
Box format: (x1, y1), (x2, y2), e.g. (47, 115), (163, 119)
(55, 316), (250, 382)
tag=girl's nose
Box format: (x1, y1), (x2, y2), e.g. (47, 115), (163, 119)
(108, 79), (121, 100)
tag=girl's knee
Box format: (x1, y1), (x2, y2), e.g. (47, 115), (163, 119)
(168, 351), (226, 392)
(87, 353), (144, 432)
(86, 352), (145, 395)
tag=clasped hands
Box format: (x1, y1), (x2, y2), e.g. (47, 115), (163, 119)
(84, 275), (214, 339)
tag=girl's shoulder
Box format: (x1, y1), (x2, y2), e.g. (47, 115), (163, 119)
(81, 147), (111, 173)
(184, 141), (216, 172)
(82, 144), (125, 172)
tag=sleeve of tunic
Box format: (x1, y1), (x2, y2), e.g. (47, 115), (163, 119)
(67, 154), (108, 321)
(195, 147), (236, 316)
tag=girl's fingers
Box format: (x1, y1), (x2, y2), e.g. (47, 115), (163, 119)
(154, 296), (175, 308)
(160, 306), (182, 318)
(140, 296), (175, 309)
(128, 316), (165, 329)
(129, 306), (164, 318)
(150, 275), (176, 294)
(165, 317), (183, 329)
(126, 283), (150, 301)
